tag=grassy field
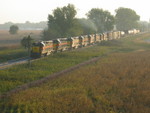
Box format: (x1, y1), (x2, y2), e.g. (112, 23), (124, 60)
(0, 30), (42, 62)
(0, 32), (150, 113)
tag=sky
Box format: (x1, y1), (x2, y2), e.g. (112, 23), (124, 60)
(0, 0), (149, 24)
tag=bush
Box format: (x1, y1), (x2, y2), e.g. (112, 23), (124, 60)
(9, 25), (19, 34)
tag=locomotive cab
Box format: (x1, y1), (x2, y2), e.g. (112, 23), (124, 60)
(31, 42), (44, 58)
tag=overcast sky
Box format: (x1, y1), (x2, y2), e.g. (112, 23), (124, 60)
(0, 0), (149, 24)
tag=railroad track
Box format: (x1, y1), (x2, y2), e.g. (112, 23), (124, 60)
(0, 57), (31, 70)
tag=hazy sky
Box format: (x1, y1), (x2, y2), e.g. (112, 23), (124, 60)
(0, 0), (149, 24)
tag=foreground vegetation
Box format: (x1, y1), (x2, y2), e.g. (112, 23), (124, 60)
(0, 32), (150, 112)
(1, 51), (149, 113)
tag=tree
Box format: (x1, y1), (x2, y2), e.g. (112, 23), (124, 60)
(87, 8), (115, 33)
(21, 35), (33, 48)
(78, 18), (97, 35)
(43, 4), (83, 40)
(115, 7), (140, 33)
(9, 25), (19, 34)
(138, 21), (150, 32)
(21, 35), (34, 67)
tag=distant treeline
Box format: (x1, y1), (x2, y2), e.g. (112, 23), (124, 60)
(0, 21), (47, 30)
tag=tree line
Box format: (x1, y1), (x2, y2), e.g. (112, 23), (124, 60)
(0, 21), (47, 30)
(42, 4), (142, 40)
(8, 4), (150, 37)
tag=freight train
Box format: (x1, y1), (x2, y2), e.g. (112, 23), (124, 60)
(30, 30), (139, 58)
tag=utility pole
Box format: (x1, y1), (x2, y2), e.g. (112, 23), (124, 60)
(27, 35), (32, 68)
(21, 35), (33, 68)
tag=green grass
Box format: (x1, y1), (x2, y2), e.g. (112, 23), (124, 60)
(0, 47), (28, 62)
(0, 32), (150, 113)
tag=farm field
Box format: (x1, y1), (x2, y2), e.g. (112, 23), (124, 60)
(0, 30), (42, 62)
(0, 32), (150, 113)
(1, 51), (149, 113)
(0, 30), (42, 47)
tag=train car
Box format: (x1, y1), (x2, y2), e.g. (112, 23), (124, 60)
(133, 29), (140, 34)
(82, 35), (89, 46)
(31, 40), (53, 58)
(94, 34), (101, 43)
(108, 31), (121, 40)
(128, 29), (139, 35)
(103, 33), (108, 41)
(90, 35), (95, 44)
(107, 32), (113, 40)
(112, 31), (117, 39)
(121, 31), (125, 37)
(53, 38), (68, 52)
(99, 33), (104, 41)
(113, 31), (121, 39)
(72, 37), (80, 49)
